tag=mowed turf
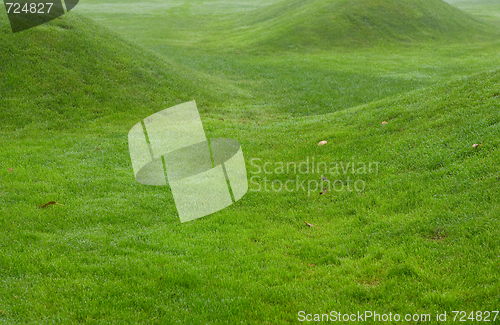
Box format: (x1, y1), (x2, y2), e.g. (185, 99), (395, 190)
(208, 0), (496, 51)
(1, 0), (500, 324)
(77, 0), (498, 51)
(75, 0), (500, 118)
(0, 6), (254, 131)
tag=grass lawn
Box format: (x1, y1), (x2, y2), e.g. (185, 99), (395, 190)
(1, 0), (500, 323)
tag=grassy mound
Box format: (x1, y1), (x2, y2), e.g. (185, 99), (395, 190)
(225, 0), (495, 50)
(1, 3), (500, 322)
(0, 12), (242, 131)
(1, 63), (499, 322)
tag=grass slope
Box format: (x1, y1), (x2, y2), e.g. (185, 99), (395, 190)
(75, 0), (500, 120)
(215, 0), (496, 51)
(0, 11), (245, 131)
(446, 0), (500, 24)
(1, 25), (500, 324)
(1, 1), (500, 324)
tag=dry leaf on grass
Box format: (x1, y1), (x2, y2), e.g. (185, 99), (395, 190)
(473, 144), (480, 148)
(382, 121), (388, 125)
(304, 221), (315, 227)
(8, 168), (13, 172)
(39, 201), (64, 209)
(318, 141), (327, 146)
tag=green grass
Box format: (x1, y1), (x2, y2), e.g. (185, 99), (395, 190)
(74, 0), (500, 119)
(0, 11), (250, 131)
(446, 0), (500, 22)
(77, 0), (498, 52)
(214, 0), (497, 51)
(1, 0), (500, 323)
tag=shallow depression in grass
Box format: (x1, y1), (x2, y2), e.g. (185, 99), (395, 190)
(1, 0), (500, 323)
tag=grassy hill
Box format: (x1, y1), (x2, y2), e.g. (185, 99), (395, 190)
(73, 0), (500, 121)
(0, 11), (244, 131)
(2, 65), (500, 323)
(446, 0), (500, 24)
(1, 1), (500, 323)
(2, 34), (500, 324)
(219, 0), (496, 50)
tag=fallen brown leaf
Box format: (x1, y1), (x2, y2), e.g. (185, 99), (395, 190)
(382, 121), (388, 125)
(8, 168), (13, 172)
(39, 201), (64, 209)
(318, 141), (327, 146)
(304, 221), (314, 227)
